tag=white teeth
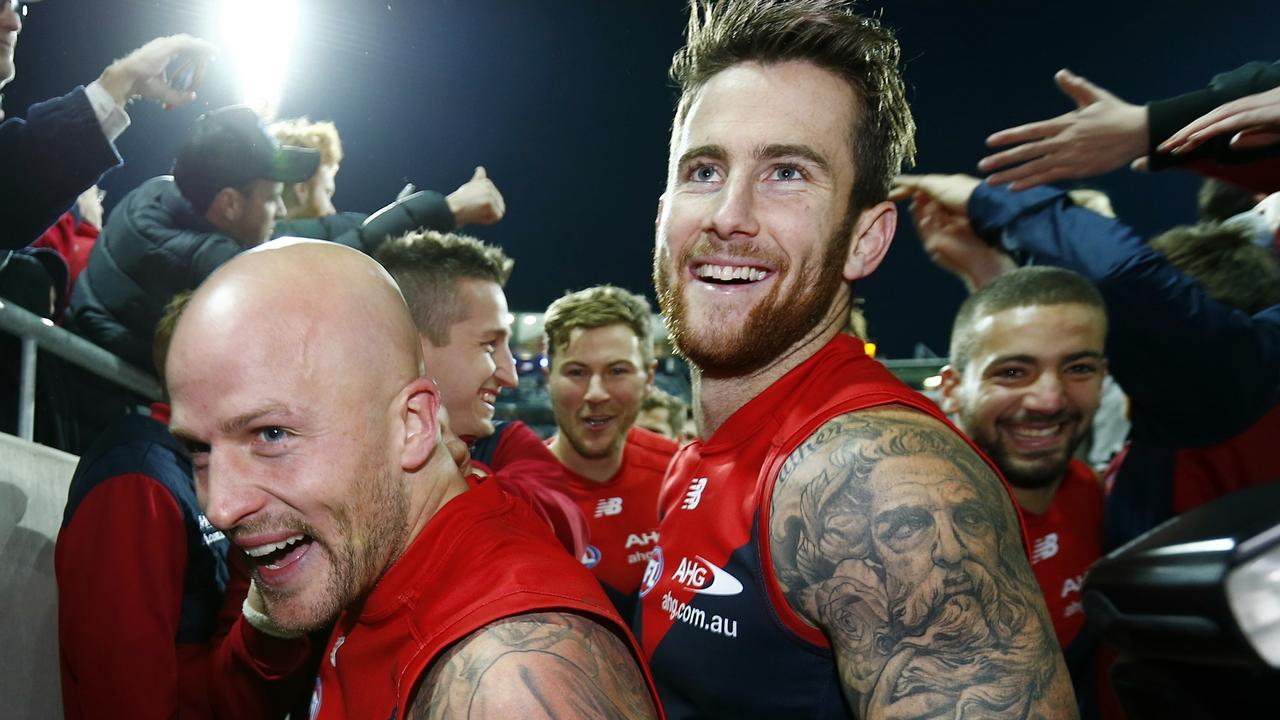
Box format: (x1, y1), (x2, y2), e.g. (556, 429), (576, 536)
(1012, 425), (1060, 438)
(694, 264), (767, 282)
(245, 533), (305, 558)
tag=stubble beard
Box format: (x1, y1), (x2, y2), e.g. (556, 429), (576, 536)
(966, 411), (1087, 491)
(654, 212), (855, 378)
(258, 460), (411, 634)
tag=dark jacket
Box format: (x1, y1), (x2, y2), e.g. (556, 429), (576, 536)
(65, 176), (241, 371)
(273, 190), (456, 253)
(0, 87), (121, 249)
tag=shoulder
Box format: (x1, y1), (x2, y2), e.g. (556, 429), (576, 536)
(626, 427), (679, 465)
(406, 611), (656, 720)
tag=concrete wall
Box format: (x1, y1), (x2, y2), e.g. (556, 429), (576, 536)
(0, 432), (76, 719)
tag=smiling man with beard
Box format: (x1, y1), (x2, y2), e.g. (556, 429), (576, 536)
(633, 1), (1074, 718)
(543, 285), (679, 618)
(939, 267), (1111, 716)
(165, 239), (659, 719)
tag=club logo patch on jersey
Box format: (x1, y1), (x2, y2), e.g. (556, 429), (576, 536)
(672, 555), (744, 596)
(580, 544), (602, 569)
(638, 546), (664, 598)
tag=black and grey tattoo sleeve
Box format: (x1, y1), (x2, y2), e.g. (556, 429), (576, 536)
(406, 611), (657, 720)
(770, 407), (1077, 719)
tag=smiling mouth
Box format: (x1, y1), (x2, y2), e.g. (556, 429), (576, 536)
(693, 263), (770, 285)
(244, 533), (315, 571)
(583, 415), (613, 431)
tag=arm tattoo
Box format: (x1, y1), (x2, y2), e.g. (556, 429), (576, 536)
(406, 611), (656, 720)
(771, 407), (1075, 719)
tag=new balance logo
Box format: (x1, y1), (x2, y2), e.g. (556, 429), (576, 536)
(681, 477), (708, 510)
(595, 497), (623, 517)
(1031, 532), (1059, 564)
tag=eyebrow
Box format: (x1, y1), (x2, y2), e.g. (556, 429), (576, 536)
(676, 143), (832, 174)
(988, 350), (1105, 367)
(217, 403), (294, 435)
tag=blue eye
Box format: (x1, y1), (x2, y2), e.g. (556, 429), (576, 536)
(259, 427), (289, 443)
(772, 165), (803, 181)
(692, 165), (719, 182)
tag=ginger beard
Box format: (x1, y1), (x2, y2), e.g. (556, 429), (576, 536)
(247, 445), (411, 634)
(655, 209), (855, 377)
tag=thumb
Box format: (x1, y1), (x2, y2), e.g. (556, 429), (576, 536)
(1055, 69), (1108, 108)
(1129, 156), (1150, 173)
(471, 166), (487, 181)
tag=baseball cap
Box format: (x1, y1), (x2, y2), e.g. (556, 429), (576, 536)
(173, 105), (320, 211)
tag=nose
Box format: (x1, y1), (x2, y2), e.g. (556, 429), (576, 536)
(201, 446), (265, 532)
(1, 3), (20, 32)
(584, 372), (610, 404)
(1023, 372), (1067, 415)
(703, 175), (759, 240)
(932, 513), (965, 568)
(493, 341), (517, 390)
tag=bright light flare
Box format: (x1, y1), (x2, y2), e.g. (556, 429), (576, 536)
(220, 0), (300, 120)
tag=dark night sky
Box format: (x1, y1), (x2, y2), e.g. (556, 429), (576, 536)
(7, 0), (1276, 358)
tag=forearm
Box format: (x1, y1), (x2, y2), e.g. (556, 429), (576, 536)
(1148, 61), (1280, 171)
(358, 190), (455, 253)
(0, 88), (121, 248)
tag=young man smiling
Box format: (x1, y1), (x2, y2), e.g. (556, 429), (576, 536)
(543, 286), (678, 617)
(635, 2), (1074, 718)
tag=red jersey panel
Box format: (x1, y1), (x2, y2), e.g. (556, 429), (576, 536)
(309, 480), (657, 720)
(1021, 459), (1104, 649)
(1171, 401), (1280, 515)
(552, 427), (678, 602)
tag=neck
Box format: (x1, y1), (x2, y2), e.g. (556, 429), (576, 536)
(550, 434), (625, 483)
(1009, 477), (1063, 516)
(695, 302), (846, 437)
(400, 453), (469, 558)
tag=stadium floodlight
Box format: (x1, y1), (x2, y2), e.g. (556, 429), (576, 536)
(219, 0), (299, 120)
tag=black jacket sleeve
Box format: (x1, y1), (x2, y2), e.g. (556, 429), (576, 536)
(0, 87), (122, 249)
(271, 192), (455, 255)
(1147, 60), (1280, 171)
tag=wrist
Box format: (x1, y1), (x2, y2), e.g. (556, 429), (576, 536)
(96, 63), (134, 106)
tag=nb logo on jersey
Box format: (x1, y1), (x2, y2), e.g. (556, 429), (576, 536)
(681, 477), (708, 510)
(1031, 532), (1059, 564)
(595, 497), (623, 517)
(672, 555), (743, 596)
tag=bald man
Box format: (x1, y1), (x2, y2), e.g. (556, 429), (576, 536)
(164, 240), (659, 719)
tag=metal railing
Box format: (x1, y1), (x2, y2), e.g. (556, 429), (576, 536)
(0, 297), (161, 441)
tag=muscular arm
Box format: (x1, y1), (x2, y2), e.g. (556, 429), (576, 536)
(406, 611), (657, 720)
(769, 407), (1077, 719)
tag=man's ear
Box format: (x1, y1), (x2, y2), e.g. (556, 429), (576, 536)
(646, 359), (657, 386)
(400, 377), (441, 471)
(843, 201), (898, 282)
(939, 364), (961, 415)
(207, 187), (242, 225)
(655, 194), (665, 228)
(289, 180), (309, 207)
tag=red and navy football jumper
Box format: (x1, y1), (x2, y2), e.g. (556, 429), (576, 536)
(634, 336), (1021, 719)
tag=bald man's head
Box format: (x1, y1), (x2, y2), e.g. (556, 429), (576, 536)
(167, 239), (462, 634)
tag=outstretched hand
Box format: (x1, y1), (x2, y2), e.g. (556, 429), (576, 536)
(1158, 85), (1280, 155)
(96, 34), (215, 110)
(446, 166), (506, 227)
(891, 174), (1014, 290)
(978, 69), (1148, 190)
